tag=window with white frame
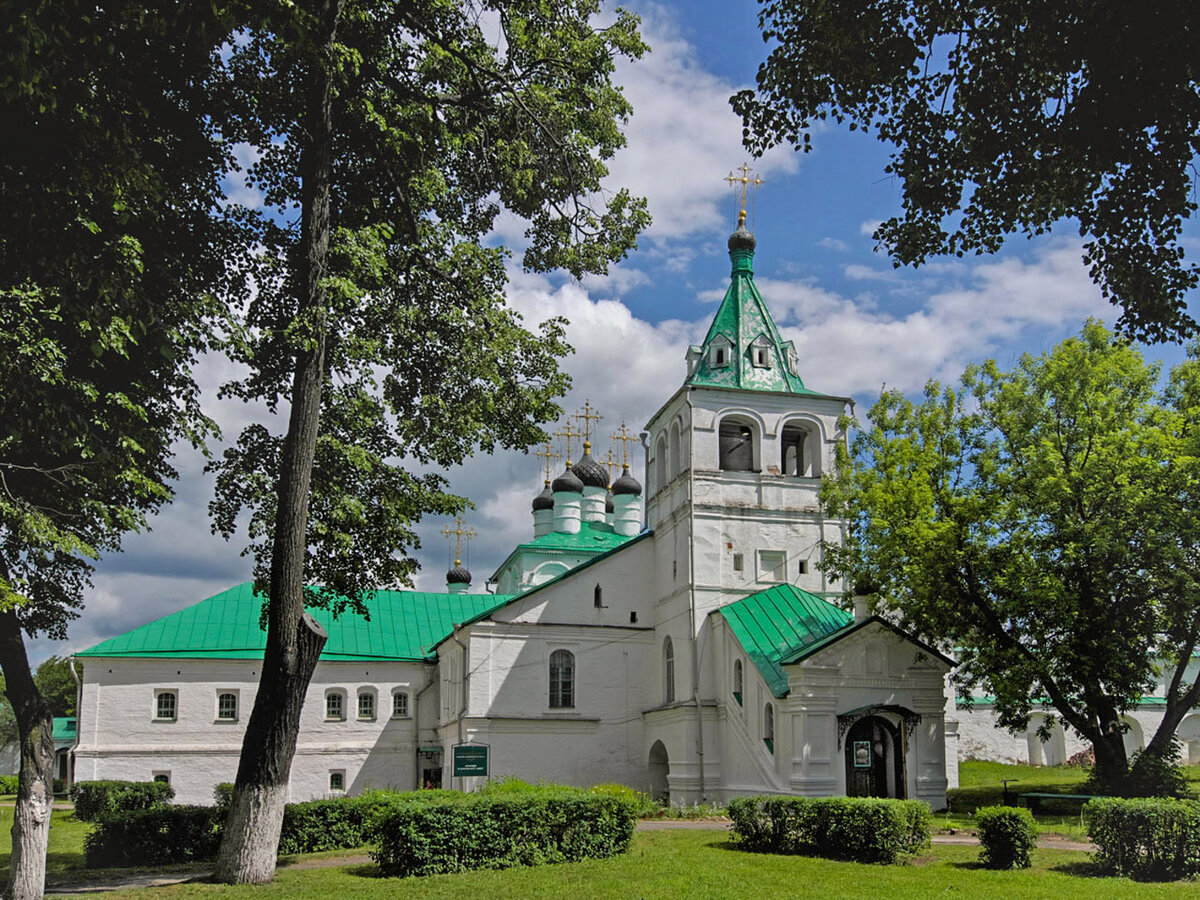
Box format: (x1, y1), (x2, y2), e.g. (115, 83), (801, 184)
(155, 690), (177, 721)
(358, 690), (375, 720)
(216, 692), (238, 721)
(392, 691), (409, 718)
(758, 549), (787, 583)
(549, 649), (575, 709)
(325, 690), (345, 721)
(329, 770), (345, 792)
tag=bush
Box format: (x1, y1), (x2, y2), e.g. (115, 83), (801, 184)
(70, 780), (174, 822)
(1085, 796), (1200, 880)
(213, 782), (234, 809)
(727, 796), (931, 864)
(975, 806), (1038, 869)
(1126, 739), (1190, 799)
(590, 783), (660, 818)
(278, 792), (400, 855)
(0, 775), (18, 794)
(369, 787), (637, 877)
(84, 805), (220, 867)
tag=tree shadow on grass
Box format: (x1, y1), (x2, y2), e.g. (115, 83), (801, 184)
(344, 862), (385, 878)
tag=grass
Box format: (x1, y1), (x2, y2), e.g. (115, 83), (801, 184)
(47, 830), (1200, 900)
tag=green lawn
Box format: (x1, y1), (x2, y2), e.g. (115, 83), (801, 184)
(47, 830), (1200, 900)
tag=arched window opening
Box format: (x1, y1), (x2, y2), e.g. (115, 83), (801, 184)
(325, 690), (345, 721)
(358, 690), (376, 720)
(217, 692), (237, 721)
(669, 422), (682, 478)
(549, 649), (575, 709)
(155, 691), (177, 721)
(719, 418), (755, 471)
(392, 691), (409, 718)
(664, 637), (676, 703)
(781, 423), (819, 477)
(733, 660), (743, 706)
(655, 434), (668, 491)
(764, 703), (775, 754)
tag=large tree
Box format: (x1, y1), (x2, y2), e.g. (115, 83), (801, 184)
(1, 3), (241, 896)
(734, 1), (1200, 342)
(208, 0), (648, 883)
(822, 321), (1200, 793)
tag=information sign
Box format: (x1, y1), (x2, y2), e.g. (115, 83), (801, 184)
(453, 743), (489, 777)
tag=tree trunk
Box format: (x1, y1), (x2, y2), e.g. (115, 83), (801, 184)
(0, 608), (55, 900)
(212, 0), (340, 884)
(1092, 728), (1131, 794)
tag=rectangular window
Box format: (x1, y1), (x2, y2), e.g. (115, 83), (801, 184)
(392, 692), (409, 718)
(155, 691), (177, 721)
(758, 550), (787, 583)
(217, 692), (238, 721)
(358, 691), (375, 720)
(797, 559), (808, 575)
(732, 553), (744, 572)
(326, 691), (344, 721)
(329, 771), (345, 792)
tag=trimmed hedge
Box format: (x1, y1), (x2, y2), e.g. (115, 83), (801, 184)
(84, 805), (220, 867)
(279, 792), (400, 854)
(975, 806), (1038, 869)
(0, 775), (65, 794)
(1085, 796), (1200, 880)
(368, 789), (637, 876)
(71, 780), (175, 821)
(727, 796), (932, 864)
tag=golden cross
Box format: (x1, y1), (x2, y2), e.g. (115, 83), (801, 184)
(725, 162), (764, 223)
(554, 421), (582, 466)
(604, 448), (619, 487)
(441, 516), (476, 566)
(534, 443), (560, 484)
(611, 422), (638, 468)
(573, 399), (604, 449)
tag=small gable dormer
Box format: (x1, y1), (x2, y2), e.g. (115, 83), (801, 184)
(749, 334), (773, 369)
(709, 333), (734, 369)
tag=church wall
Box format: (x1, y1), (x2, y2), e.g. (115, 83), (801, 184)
(75, 656), (429, 804)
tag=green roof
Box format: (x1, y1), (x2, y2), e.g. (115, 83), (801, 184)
(76, 583), (515, 662)
(53, 717), (76, 743)
(686, 226), (824, 395)
(517, 521), (634, 553)
(720, 584), (853, 697)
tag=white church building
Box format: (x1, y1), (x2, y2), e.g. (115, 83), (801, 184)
(71, 212), (958, 808)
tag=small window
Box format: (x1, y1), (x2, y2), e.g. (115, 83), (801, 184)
(752, 346), (771, 368)
(594, 583), (603, 608)
(153, 772), (170, 785)
(711, 343), (730, 368)
(392, 691), (409, 718)
(797, 560), (808, 576)
(733, 553), (744, 572)
(549, 649), (575, 709)
(764, 703), (775, 754)
(664, 637), (675, 704)
(358, 690), (375, 720)
(155, 691), (177, 721)
(329, 770), (345, 792)
(326, 691), (345, 721)
(733, 660), (743, 706)
(759, 550), (787, 583)
(217, 692), (238, 721)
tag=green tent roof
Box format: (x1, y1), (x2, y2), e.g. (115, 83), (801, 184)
(720, 584), (853, 698)
(52, 717), (76, 743)
(76, 583), (515, 662)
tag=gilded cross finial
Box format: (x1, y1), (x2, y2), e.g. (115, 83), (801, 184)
(725, 162), (764, 225)
(534, 443), (560, 485)
(554, 421), (582, 466)
(573, 399), (603, 449)
(441, 516), (476, 567)
(604, 448), (619, 487)
(611, 422), (637, 468)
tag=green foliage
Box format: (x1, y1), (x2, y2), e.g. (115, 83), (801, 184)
(1125, 739), (1191, 799)
(0, 775), (17, 793)
(589, 783), (660, 818)
(975, 806), (1039, 869)
(822, 321), (1200, 790)
(1085, 796), (1200, 880)
(213, 782), (234, 809)
(83, 805), (220, 868)
(33, 656), (75, 717)
(727, 796), (932, 864)
(277, 793), (398, 855)
(69, 780), (174, 823)
(735, 2), (1200, 341)
(368, 787), (637, 877)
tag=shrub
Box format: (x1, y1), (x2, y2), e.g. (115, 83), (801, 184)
(0, 775), (18, 794)
(213, 782), (234, 809)
(1126, 739), (1190, 799)
(975, 806), (1038, 869)
(84, 805), (220, 867)
(590, 783), (660, 818)
(278, 792), (400, 854)
(369, 787), (637, 876)
(71, 780), (174, 822)
(727, 796), (932, 864)
(1085, 796), (1200, 880)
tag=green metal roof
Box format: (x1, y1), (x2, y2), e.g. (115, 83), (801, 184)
(518, 521), (634, 553)
(720, 584), (853, 698)
(686, 228), (824, 395)
(52, 717), (76, 743)
(76, 583), (515, 662)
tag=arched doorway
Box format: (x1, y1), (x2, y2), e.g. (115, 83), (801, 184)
(845, 716), (904, 798)
(648, 740), (670, 803)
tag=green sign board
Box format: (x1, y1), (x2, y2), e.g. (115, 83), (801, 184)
(453, 743), (489, 777)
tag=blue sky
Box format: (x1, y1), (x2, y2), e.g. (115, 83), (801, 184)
(41, 0), (1198, 663)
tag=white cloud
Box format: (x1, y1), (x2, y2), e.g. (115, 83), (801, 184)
(817, 237), (849, 252)
(859, 220), (882, 237)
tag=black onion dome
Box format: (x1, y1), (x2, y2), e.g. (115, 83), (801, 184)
(572, 452), (609, 489)
(612, 466), (642, 496)
(552, 466), (583, 494)
(605, 492), (614, 514)
(727, 221), (756, 253)
(532, 483), (554, 511)
(446, 563), (471, 585)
